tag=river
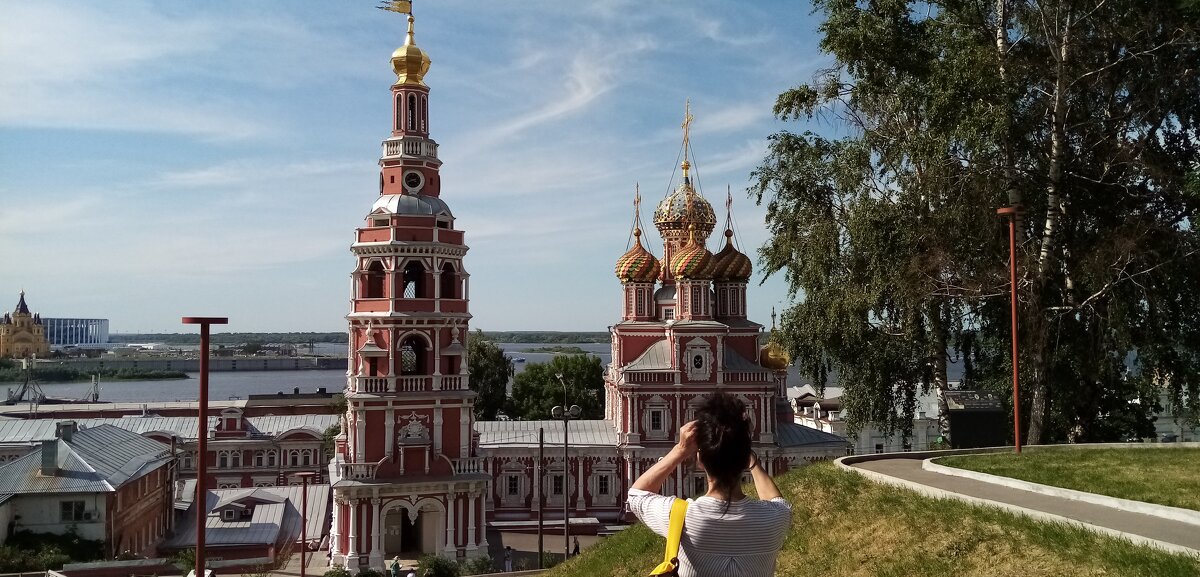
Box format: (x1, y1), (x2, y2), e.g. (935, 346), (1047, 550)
(27, 342), (807, 404)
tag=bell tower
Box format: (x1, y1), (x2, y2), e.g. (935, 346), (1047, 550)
(330, 2), (488, 569)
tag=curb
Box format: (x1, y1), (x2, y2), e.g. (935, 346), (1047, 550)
(833, 456), (1200, 558)
(923, 458), (1200, 528)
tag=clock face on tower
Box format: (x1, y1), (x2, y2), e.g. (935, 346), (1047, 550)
(403, 170), (424, 193)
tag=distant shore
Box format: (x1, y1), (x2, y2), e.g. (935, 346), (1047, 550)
(524, 346), (591, 354)
(0, 367), (189, 384)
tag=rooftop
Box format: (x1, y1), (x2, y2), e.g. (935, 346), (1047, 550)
(0, 424), (171, 494)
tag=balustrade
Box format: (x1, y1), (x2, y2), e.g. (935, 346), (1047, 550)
(453, 457), (485, 475)
(352, 374), (465, 393)
(382, 138), (439, 159)
(338, 461), (378, 480)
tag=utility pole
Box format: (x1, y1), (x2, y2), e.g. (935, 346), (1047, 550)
(996, 206), (1022, 453)
(182, 316), (228, 577)
(537, 427), (544, 569)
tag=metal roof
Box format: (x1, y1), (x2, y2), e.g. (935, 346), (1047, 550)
(371, 193), (453, 217)
(623, 340), (672, 371)
(0, 425), (170, 495)
(166, 484), (330, 549)
(723, 347), (768, 372)
(0, 414), (337, 445)
(775, 421), (850, 448)
(476, 420), (619, 448)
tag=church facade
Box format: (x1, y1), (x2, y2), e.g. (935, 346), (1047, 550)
(329, 8), (847, 569)
(0, 292), (50, 359)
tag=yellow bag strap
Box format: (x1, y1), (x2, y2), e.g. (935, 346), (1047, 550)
(663, 498), (689, 563)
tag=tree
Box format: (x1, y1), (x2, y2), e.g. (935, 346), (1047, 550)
(467, 330), (513, 420)
(755, 0), (1199, 444)
(508, 355), (604, 420)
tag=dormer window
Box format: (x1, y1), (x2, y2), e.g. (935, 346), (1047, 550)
(222, 509), (235, 521)
(372, 217), (389, 227)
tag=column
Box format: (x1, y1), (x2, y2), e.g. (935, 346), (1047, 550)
(385, 408), (395, 457)
(369, 497), (383, 568)
(576, 457), (585, 510)
(477, 489), (489, 549)
(330, 498), (342, 566)
(434, 406), (443, 453)
(355, 410), (365, 463)
(443, 490), (456, 554)
(467, 490), (477, 550)
(460, 406), (469, 457)
(346, 499), (359, 567)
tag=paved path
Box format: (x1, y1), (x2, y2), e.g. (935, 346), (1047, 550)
(851, 457), (1200, 554)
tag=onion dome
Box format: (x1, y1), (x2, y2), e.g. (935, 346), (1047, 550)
(671, 226), (715, 280)
(14, 290), (29, 315)
(711, 229), (752, 282)
(759, 341), (790, 371)
(391, 15), (431, 86)
(654, 161), (716, 241)
(615, 229), (661, 283)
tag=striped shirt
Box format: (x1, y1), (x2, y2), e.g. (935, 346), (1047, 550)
(627, 488), (791, 577)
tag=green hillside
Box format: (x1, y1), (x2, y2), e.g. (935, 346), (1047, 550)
(547, 461), (1199, 577)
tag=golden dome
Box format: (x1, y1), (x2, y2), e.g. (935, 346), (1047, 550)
(615, 229), (662, 283)
(759, 340), (790, 371)
(654, 163), (716, 241)
(391, 15), (431, 86)
(711, 229), (752, 282)
(671, 226), (715, 280)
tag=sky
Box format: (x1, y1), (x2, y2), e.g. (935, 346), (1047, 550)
(0, 0), (832, 334)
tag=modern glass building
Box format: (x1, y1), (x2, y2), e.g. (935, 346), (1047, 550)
(43, 318), (109, 346)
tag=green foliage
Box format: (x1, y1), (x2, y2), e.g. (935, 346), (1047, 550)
(241, 341), (266, 355)
(173, 548), (200, 573)
(467, 330), (514, 420)
(508, 354), (604, 420)
(323, 567), (353, 577)
(321, 423), (342, 459)
(478, 331), (609, 343)
(526, 346), (589, 354)
(0, 529), (104, 571)
(755, 0), (1200, 444)
(459, 554), (496, 575)
(419, 554), (461, 577)
(357, 568), (385, 577)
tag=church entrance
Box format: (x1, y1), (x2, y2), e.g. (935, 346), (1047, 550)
(383, 508), (422, 558)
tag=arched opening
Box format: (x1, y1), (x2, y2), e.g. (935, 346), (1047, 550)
(363, 261), (385, 299)
(402, 261), (426, 298)
(420, 95), (428, 132)
(439, 262), (456, 299)
(407, 94), (417, 132)
(399, 335), (428, 375)
(395, 95), (403, 130)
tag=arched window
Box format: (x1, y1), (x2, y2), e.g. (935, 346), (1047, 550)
(420, 95), (428, 132)
(395, 95), (403, 130)
(400, 335), (427, 375)
(302, 450), (312, 466)
(407, 94), (417, 132)
(402, 261), (425, 298)
(363, 260), (385, 299)
(440, 263), (456, 299)
(267, 450), (277, 467)
(289, 450), (300, 467)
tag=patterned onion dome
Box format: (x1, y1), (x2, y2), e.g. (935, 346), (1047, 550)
(671, 227), (715, 280)
(653, 164), (717, 240)
(711, 229), (753, 282)
(615, 229), (662, 283)
(392, 15), (431, 86)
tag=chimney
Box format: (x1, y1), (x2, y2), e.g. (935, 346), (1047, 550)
(41, 440), (59, 476)
(56, 421), (77, 442)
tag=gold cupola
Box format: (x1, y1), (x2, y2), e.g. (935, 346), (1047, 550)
(760, 308), (791, 371)
(391, 13), (431, 86)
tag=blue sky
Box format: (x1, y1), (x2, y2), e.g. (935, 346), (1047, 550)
(0, 1), (830, 333)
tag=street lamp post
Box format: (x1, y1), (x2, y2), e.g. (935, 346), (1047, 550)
(996, 206), (1022, 454)
(181, 316), (228, 577)
(292, 471), (318, 577)
(552, 373), (580, 561)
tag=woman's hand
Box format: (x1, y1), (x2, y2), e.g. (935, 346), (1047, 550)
(677, 420), (698, 453)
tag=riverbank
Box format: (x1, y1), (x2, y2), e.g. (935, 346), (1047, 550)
(0, 367), (188, 383)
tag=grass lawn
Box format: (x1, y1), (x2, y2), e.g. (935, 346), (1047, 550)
(543, 461), (1200, 577)
(938, 448), (1200, 512)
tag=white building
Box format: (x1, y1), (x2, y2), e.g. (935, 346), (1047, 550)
(790, 384), (942, 454)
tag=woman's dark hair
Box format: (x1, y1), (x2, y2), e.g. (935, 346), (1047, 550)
(694, 392), (752, 512)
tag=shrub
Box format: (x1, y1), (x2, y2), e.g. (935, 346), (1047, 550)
(459, 555), (495, 575)
(323, 567), (353, 577)
(418, 554), (461, 577)
(357, 568), (385, 577)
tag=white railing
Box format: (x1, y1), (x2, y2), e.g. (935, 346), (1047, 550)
(352, 375), (466, 393)
(338, 461), (378, 480)
(359, 377), (389, 393)
(725, 372), (771, 383)
(382, 138), (439, 159)
(453, 457), (486, 475)
(440, 375), (464, 390)
(397, 376), (431, 392)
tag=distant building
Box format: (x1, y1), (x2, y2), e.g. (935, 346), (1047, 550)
(43, 317), (110, 347)
(791, 384), (943, 454)
(0, 291), (50, 359)
(164, 484), (330, 565)
(0, 422), (175, 557)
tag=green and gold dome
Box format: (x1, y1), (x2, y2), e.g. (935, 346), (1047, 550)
(615, 229), (662, 283)
(653, 161), (716, 242)
(711, 229), (752, 282)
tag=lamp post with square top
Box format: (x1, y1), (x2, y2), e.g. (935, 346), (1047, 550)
(181, 316), (228, 577)
(553, 372), (581, 561)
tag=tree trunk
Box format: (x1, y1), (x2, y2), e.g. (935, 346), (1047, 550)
(929, 300), (951, 442)
(1027, 15), (1072, 445)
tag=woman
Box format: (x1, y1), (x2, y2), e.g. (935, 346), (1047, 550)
(627, 392), (791, 577)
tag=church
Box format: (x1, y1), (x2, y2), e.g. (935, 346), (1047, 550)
(0, 291), (50, 359)
(327, 5), (847, 568)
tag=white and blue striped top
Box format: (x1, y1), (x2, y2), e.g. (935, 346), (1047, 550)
(627, 488), (792, 577)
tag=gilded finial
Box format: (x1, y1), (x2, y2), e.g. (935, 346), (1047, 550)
(771, 307), (777, 330)
(680, 99), (694, 178)
(385, 0), (430, 86)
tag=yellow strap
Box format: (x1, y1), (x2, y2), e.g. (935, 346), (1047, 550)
(664, 498), (689, 560)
